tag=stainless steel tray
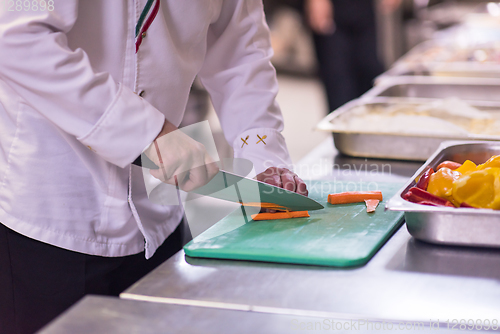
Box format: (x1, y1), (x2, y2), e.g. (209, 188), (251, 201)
(376, 64), (500, 84)
(375, 41), (446, 83)
(316, 97), (500, 161)
(364, 76), (500, 105)
(386, 141), (500, 248)
(376, 40), (500, 83)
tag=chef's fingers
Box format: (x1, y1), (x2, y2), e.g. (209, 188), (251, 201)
(257, 167), (282, 188)
(177, 161), (219, 192)
(204, 156), (220, 180)
(259, 207), (276, 213)
(262, 166), (279, 177)
(150, 161), (218, 191)
(180, 170), (205, 192)
(150, 167), (172, 183)
(294, 175), (308, 196)
(280, 168), (296, 192)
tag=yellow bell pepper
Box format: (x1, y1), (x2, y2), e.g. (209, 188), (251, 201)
(419, 155), (500, 210)
(455, 160), (477, 175)
(452, 167), (500, 209)
(427, 167), (462, 205)
(477, 155), (500, 170)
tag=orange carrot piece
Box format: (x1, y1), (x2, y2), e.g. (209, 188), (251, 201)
(242, 202), (288, 211)
(364, 199), (380, 213)
(251, 211), (310, 221)
(436, 161), (462, 171)
(328, 191), (383, 204)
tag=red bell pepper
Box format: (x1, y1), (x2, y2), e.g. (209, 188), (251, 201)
(416, 168), (434, 191)
(403, 187), (455, 207)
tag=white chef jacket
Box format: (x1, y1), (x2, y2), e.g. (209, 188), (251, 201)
(0, 0), (292, 258)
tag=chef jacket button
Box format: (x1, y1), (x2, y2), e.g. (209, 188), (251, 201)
(142, 32), (147, 38)
(139, 90), (146, 97)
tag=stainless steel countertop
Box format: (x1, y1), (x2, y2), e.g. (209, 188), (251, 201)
(39, 295), (488, 334)
(122, 139), (500, 327)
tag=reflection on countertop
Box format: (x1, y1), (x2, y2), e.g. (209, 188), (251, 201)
(390, 238), (500, 281)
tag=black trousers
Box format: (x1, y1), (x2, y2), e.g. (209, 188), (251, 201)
(312, 0), (384, 112)
(0, 221), (188, 334)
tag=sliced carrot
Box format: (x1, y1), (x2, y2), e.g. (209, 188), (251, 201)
(364, 199), (380, 213)
(436, 161), (462, 171)
(242, 202), (288, 211)
(251, 211), (310, 221)
(328, 191), (383, 204)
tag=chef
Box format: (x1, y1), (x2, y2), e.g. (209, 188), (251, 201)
(0, 1), (307, 333)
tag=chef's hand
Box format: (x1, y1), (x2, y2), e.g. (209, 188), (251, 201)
(144, 120), (219, 192)
(256, 167), (308, 196)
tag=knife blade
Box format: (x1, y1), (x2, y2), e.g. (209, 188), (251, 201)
(191, 170), (324, 212)
(133, 155), (323, 211)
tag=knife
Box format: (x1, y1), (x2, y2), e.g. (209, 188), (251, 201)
(133, 155), (324, 212)
(192, 170), (324, 212)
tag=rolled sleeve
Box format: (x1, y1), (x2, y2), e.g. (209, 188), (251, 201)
(78, 84), (165, 168)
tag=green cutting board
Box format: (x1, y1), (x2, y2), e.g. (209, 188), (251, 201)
(184, 181), (405, 267)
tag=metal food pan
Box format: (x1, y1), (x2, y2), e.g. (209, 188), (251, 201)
(375, 41), (444, 83)
(376, 63), (500, 84)
(386, 141), (500, 248)
(375, 39), (500, 83)
(364, 76), (500, 105)
(316, 97), (500, 161)
(376, 64), (500, 84)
